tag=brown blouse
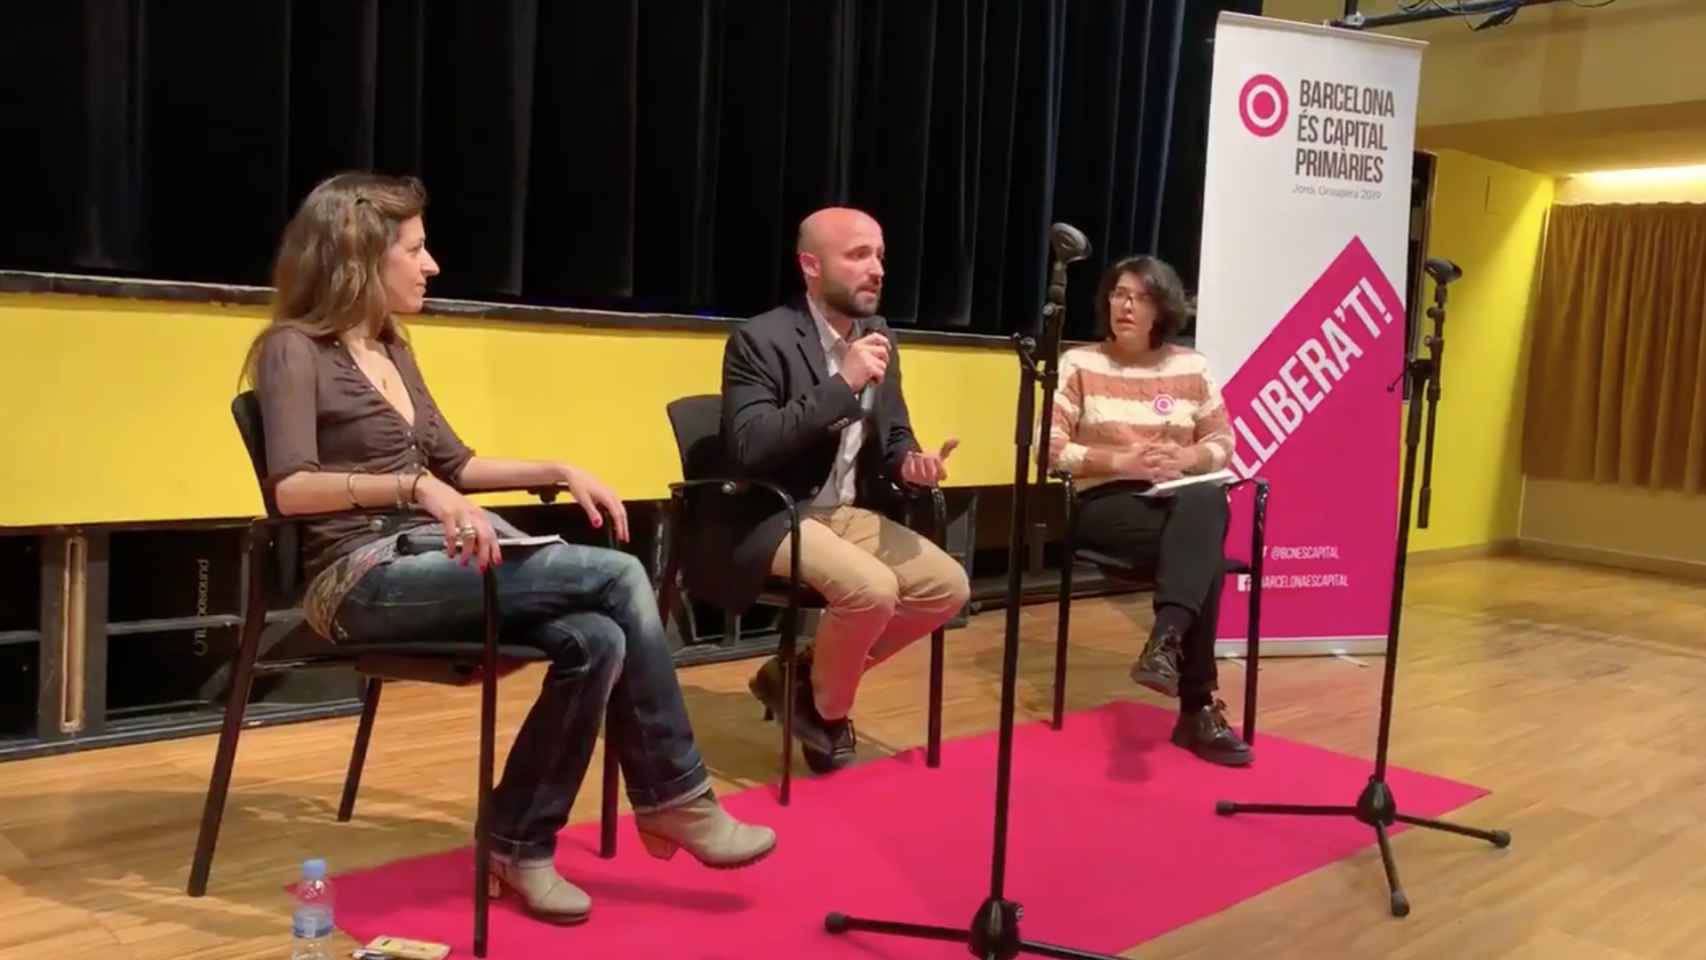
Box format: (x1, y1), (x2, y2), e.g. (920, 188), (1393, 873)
(254, 327), (475, 584)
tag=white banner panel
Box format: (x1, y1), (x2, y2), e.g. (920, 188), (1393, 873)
(1196, 14), (1425, 653)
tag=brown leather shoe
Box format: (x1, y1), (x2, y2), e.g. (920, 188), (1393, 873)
(488, 853), (591, 924)
(634, 792), (777, 869)
(802, 717), (857, 774)
(1171, 699), (1253, 767)
(748, 653), (835, 755)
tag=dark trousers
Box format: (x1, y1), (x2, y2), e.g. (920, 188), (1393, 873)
(1074, 482), (1230, 698)
(333, 515), (708, 861)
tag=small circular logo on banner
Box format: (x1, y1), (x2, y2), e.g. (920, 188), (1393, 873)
(1153, 394), (1176, 415)
(1239, 74), (1288, 138)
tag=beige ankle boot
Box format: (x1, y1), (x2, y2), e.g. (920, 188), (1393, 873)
(488, 853), (591, 924)
(634, 793), (777, 869)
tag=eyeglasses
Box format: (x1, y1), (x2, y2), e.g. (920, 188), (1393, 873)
(1108, 289), (1152, 307)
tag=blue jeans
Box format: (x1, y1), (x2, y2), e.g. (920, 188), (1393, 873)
(333, 517), (710, 861)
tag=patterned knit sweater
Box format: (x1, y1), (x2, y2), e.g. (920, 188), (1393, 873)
(1047, 342), (1235, 490)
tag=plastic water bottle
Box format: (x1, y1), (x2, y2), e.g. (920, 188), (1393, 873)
(290, 858), (335, 960)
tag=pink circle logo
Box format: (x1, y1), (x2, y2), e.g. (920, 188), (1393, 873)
(1239, 74), (1288, 138)
(1153, 394), (1176, 415)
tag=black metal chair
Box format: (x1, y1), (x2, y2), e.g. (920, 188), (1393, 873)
(1050, 470), (1270, 745)
(655, 394), (949, 805)
(188, 391), (620, 958)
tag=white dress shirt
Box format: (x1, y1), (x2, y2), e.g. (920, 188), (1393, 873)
(807, 296), (865, 509)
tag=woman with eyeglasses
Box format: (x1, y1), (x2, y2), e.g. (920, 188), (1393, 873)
(1046, 256), (1252, 767)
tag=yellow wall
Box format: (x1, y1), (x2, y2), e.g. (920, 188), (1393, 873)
(1521, 478), (1706, 572)
(0, 294), (1020, 527)
(1405, 150), (1555, 553)
(1556, 165), (1706, 204)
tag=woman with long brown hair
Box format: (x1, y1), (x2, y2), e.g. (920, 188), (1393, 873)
(244, 172), (775, 925)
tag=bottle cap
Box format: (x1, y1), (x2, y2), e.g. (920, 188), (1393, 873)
(303, 858), (327, 881)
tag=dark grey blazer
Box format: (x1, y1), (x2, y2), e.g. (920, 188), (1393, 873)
(683, 300), (920, 612)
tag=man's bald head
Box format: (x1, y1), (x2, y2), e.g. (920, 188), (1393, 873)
(796, 206), (885, 322)
(797, 207), (881, 256)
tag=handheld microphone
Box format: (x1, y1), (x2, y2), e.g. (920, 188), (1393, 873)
(855, 320), (878, 418)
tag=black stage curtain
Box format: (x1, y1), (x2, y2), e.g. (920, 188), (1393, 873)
(1, 0), (1257, 338)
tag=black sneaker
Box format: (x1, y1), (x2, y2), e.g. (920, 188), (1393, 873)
(747, 654), (834, 756)
(803, 717), (857, 774)
(1171, 700), (1253, 767)
(1129, 624), (1184, 697)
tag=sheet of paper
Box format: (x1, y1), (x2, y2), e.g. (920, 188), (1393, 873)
(1138, 468), (1238, 496)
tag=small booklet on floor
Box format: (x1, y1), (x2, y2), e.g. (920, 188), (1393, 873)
(1138, 468), (1239, 497)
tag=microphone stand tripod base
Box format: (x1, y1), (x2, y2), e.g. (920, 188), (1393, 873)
(1216, 778), (1510, 918)
(826, 897), (1123, 960)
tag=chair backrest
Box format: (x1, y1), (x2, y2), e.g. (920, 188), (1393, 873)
(665, 394), (727, 482)
(231, 390), (301, 597)
(231, 391), (277, 516)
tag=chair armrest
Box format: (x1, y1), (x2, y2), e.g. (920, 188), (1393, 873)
(1049, 468), (1080, 520)
(665, 478), (805, 592)
(1227, 476), (1271, 523)
(667, 477), (804, 560)
(259, 484), (616, 549)
(252, 505), (414, 530)
(258, 483), (573, 528)
(895, 481), (945, 504)
(1226, 476), (1269, 495)
(892, 484), (948, 544)
(668, 477), (798, 514)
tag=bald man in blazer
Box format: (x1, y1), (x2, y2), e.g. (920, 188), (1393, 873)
(705, 207), (969, 772)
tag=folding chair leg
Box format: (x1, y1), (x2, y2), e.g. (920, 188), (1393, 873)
(925, 487), (948, 766)
(474, 570), (499, 959)
(655, 527), (682, 635)
(599, 711), (619, 859)
(1243, 584), (1263, 746)
(1243, 480), (1270, 747)
(926, 628), (944, 767)
(188, 664), (255, 896)
(188, 529), (269, 897)
(338, 678), (384, 823)
(779, 643), (796, 807)
(1053, 555), (1075, 731)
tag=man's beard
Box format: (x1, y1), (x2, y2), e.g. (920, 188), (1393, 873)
(823, 280), (879, 318)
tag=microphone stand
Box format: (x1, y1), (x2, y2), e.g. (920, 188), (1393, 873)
(824, 233), (1120, 960)
(1212, 268), (1510, 917)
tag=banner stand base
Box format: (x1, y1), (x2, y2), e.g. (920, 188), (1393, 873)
(1214, 637), (1386, 659)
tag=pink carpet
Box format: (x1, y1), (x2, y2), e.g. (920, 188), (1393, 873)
(331, 701), (1487, 957)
